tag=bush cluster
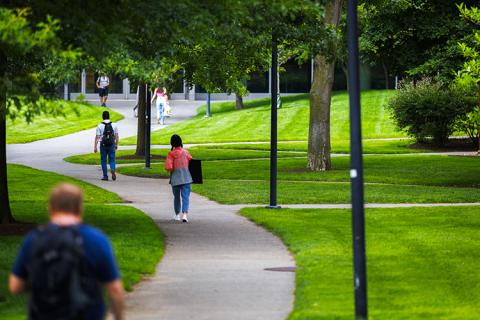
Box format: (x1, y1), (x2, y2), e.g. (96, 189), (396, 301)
(387, 78), (477, 146)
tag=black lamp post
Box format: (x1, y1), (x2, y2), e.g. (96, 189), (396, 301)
(267, 33), (280, 209)
(347, 0), (368, 318)
(145, 84), (151, 169)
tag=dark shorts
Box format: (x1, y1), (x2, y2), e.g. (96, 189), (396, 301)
(99, 87), (109, 97)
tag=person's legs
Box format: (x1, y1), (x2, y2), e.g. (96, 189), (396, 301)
(100, 145), (108, 179)
(180, 184), (190, 222)
(108, 145), (116, 180)
(172, 185), (181, 216)
(156, 101), (161, 123)
(159, 103), (165, 125)
(181, 183), (191, 213)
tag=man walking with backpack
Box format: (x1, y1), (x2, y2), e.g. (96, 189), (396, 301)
(9, 183), (125, 320)
(95, 111), (119, 181)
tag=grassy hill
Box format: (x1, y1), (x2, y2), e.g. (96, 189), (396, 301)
(7, 100), (123, 144)
(122, 90), (403, 144)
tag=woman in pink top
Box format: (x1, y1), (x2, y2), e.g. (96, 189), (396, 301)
(152, 87), (168, 125)
(165, 134), (193, 222)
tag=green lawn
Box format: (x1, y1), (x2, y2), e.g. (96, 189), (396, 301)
(116, 154), (480, 204)
(190, 180), (480, 204)
(64, 138), (432, 166)
(122, 90), (403, 144)
(0, 165), (164, 320)
(64, 147), (301, 165)
(6, 100), (123, 144)
(241, 206), (480, 320)
(198, 139), (430, 154)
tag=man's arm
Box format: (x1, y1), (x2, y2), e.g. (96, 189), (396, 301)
(9, 274), (26, 295)
(94, 135), (100, 153)
(106, 280), (125, 320)
(115, 133), (119, 150)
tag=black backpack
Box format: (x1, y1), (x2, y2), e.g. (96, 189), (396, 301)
(27, 225), (96, 320)
(101, 122), (115, 147)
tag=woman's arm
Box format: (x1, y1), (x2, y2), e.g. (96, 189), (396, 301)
(165, 153), (174, 172)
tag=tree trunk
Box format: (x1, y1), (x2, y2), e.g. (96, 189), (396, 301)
(235, 93), (244, 110)
(0, 51), (14, 224)
(307, 0), (342, 171)
(135, 82), (146, 156)
(342, 65), (348, 91)
(382, 61), (390, 89)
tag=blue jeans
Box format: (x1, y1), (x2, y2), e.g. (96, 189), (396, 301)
(100, 144), (116, 178)
(172, 183), (191, 214)
(156, 101), (165, 124)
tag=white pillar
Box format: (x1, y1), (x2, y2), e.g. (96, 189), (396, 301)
(63, 83), (69, 100)
(81, 69), (86, 95)
(189, 85), (196, 101)
(124, 78), (129, 99)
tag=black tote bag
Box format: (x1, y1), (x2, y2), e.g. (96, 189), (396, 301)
(189, 159), (203, 184)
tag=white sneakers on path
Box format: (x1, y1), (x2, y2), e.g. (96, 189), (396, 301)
(173, 214), (188, 223)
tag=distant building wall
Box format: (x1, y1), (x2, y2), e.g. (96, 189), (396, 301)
(67, 61), (390, 101)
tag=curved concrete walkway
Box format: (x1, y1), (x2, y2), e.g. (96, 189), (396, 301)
(7, 100), (295, 320)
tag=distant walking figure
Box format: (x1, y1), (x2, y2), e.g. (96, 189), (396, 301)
(152, 86), (168, 125)
(9, 183), (125, 320)
(94, 111), (119, 181)
(165, 134), (192, 222)
(96, 73), (110, 107)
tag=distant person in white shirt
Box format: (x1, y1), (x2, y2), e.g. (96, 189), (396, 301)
(96, 74), (110, 107)
(94, 111), (119, 181)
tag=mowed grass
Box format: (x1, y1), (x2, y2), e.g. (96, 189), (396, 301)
(0, 165), (164, 320)
(199, 139), (429, 154)
(116, 154), (480, 204)
(6, 100), (123, 144)
(241, 207), (480, 319)
(64, 147), (301, 165)
(122, 90), (403, 144)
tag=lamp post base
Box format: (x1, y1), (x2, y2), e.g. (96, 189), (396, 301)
(265, 205), (282, 209)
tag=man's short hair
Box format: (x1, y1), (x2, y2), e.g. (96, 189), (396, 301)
(49, 183), (84, 216)
(102, 111), (110, 120)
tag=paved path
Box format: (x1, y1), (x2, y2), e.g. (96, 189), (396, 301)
(7, 100), (295, 320)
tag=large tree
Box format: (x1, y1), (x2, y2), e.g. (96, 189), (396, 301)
(307, 0), (343, 171)
(0, 0), (146, 224)
(0, 8), (65, 223)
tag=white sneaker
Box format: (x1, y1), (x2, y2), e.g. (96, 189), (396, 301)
(174, 214), (181, 221)
(182, 213), (188, 223)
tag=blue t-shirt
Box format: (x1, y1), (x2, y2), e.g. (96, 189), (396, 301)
(12, 224), (120, 320)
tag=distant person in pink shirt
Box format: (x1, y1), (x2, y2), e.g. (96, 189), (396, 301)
(165, 134), (192, 222)
(151, 86), (168, 125)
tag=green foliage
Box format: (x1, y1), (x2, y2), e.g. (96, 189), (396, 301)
(179, 0), (325, 96)
(0, 7), (77, 122)
(387, 79), (476, 145)
(456, 111), (480, 145)
(360, 0), (479, 81)
(455, 3), (480, 148)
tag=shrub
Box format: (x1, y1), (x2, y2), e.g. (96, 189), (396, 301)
(456, 110), (480, 147)
(387, 78), (476, 146)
